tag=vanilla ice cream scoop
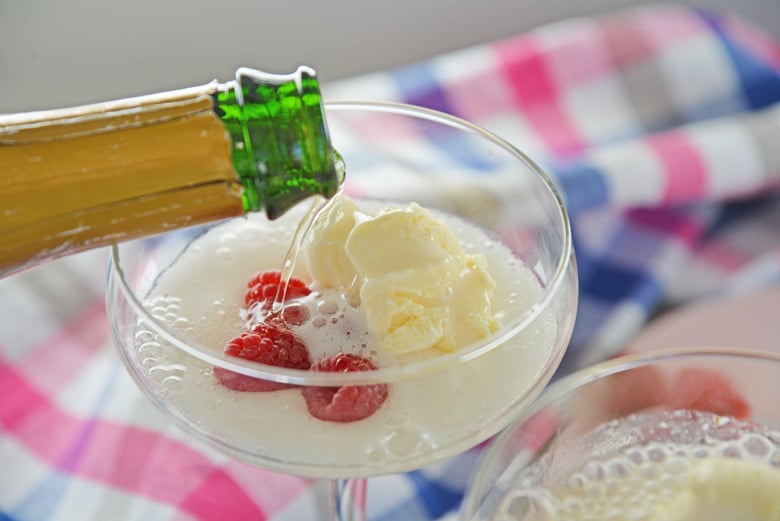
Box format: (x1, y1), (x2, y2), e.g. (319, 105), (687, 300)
(304, 196), (497, 354)
(303, 195), (365, 302)
(649, 458), (780, 521)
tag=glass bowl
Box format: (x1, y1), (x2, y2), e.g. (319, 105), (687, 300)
(461, 348), (780, 520)
(106, 101), (578, 480)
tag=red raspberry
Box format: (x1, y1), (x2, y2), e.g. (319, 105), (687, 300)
(301, 354), (388, 423)
(214, 322), (311, 392)
(244, 270), (311, 310)
(669, 368), (751, 419)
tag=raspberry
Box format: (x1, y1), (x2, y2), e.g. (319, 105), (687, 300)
(301, 354), (388, 422)
(214, 322), (311, 392)
(669, 368), (751, 419)
(244, 270), (311, 310)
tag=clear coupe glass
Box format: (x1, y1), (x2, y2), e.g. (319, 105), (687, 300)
(106, 101), (577, 520)
(462, 348), (780, 521)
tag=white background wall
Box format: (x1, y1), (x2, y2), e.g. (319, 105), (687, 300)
(1, 0), (778, 112)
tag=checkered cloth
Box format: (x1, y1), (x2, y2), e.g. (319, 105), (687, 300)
(1, 4), (779, 520)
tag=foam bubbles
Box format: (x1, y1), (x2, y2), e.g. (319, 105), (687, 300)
(496, 410), (780, 521)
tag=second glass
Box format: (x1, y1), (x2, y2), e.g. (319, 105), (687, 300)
(462, 348), (780, 521)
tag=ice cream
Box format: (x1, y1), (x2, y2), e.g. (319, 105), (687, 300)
(304, 195), (498, 354)
(649, 458), (780, 521)
(301, 195), (362, 297)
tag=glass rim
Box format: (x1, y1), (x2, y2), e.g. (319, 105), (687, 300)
(108, 100), (574, 386)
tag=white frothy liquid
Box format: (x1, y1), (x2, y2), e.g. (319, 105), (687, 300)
(488, 409), (780, 521)
(134, 200), (560, 477)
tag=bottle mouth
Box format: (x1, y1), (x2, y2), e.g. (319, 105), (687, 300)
(213, 66), (340, 219)
(108, 100), (574, 387)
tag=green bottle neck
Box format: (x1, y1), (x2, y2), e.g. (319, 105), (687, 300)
(212, 66), (342, 219)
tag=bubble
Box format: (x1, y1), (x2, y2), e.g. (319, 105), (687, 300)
(647, 445), (667, 462)
(721, 444), (743, 458)
(160, 375), (183, 391)
(141, 357), (158, 369)
(150, 306), (166, 320)
(138, 340), (161, 354)
(608, 460), (630, 478)
(134, 330), (155, 342)
(583, 461), (605, 481)
(174, 317), (189, 328)
(311, 316), (326, 327)
(147, 362), (187, 389)
(626, 449), (643, 465)
(741, 433), (772, 457)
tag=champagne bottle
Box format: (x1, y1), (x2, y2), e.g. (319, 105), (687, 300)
(0, 66), (342, 276)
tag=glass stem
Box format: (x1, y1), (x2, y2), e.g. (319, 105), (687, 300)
(330, 478), (367, 521)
